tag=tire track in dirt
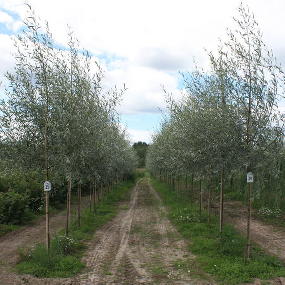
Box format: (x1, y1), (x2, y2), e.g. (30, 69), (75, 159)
(76, 178), (212, 285)
(76, 181), (141, 284)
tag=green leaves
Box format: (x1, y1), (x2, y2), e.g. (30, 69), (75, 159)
(0, 6), (136, 193)
(147, 2), (284, 182)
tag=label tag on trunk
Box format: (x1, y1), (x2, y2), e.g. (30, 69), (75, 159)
(247, 172), (253, 183)
(44, 181), (52, 191)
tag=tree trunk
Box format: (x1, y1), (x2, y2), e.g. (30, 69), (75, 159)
(191, 174), (194, 201)
(199, 180), (202, 220)
(89, 182), (92, 211)
(208, 182), (211, 223)
(92, 180), (96, 212)
(45, 191), (50, 251)
(93, 180), (97, 213)
(219, 168), (224, 235)
(66, 176), (72, 236)
(77, 181), (81, 227)
(246, 182), (253, 260)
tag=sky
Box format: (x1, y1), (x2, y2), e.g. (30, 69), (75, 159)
(0, 0), (285, 143)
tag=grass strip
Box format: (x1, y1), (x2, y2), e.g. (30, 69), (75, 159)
(16, 179), (135, 278)
(150, 177), (285, 285)
(0, 224), (20, 237)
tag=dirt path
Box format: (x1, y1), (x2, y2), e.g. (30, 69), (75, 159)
(223, 201), (285, 263)
(70, 178), (212, 285)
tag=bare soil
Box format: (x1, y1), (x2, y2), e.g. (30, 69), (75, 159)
(223, 201), (285, 262)
(72, 179), (212, 285)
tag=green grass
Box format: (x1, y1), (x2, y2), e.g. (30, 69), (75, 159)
(0, 224), (20, 237)
(150, 177), (285, 285)
(226, 191), (285, 229)
(16, 179), (135, 278)
(150, 264), (168, 276)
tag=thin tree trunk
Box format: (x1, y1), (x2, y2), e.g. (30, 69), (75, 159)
(77, 181), (81, 227)
(246, 182), (252, 260)
(66, 177), (72, 236)
(93, 180), (97, 213)
(219, 168), (224, 235)
(89, 182), (92, 211)
(176, 177), (179, 196)
(191, 174), (194, 201)
(208, 182), (211, 223)
(44, 89), (50, 252)
(245, 33), (253, 259)
(69, 177), (72, 224)
(98, 183), (101, 201)
(45, 191), (50, 251)
(199, 180), (202, 220)
(92, 180), (96, 212)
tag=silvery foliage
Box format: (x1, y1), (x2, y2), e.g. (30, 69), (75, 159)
(147, 3), (284, 181)
(216, 3), (285, 171)
(0, 6), (137, 185)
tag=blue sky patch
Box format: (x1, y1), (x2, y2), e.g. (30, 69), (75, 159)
(121, 112), (163, 132)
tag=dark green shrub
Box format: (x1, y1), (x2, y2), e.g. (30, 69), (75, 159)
(0, 176), (10, 192)
(0, 192), (28, 224)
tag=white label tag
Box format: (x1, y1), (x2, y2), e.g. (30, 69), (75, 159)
(247, 172), (254, 183)
(44, 181), (52, 191)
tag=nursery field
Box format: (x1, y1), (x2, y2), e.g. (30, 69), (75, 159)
(1, 1), (285, 285)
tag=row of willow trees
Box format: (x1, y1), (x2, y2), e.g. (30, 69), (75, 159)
(0, 7), (137, 241)
(146, 4), (285, 258)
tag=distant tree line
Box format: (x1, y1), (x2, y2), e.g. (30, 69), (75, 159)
(133, 142), (148, 168)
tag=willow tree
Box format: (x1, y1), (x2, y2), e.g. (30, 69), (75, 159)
(214, 3), (284, 259)
(0, 6), (59, 250)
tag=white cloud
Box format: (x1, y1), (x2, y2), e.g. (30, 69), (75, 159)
(1, 0), (285, 143)
(0, 10), (21, 32)
(126, 128), (153, 144)
(105, 64), (178, 114)
(0, 34), (14, 70)
(0, 34), (15, 97)
(0, 10), (13, 23)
